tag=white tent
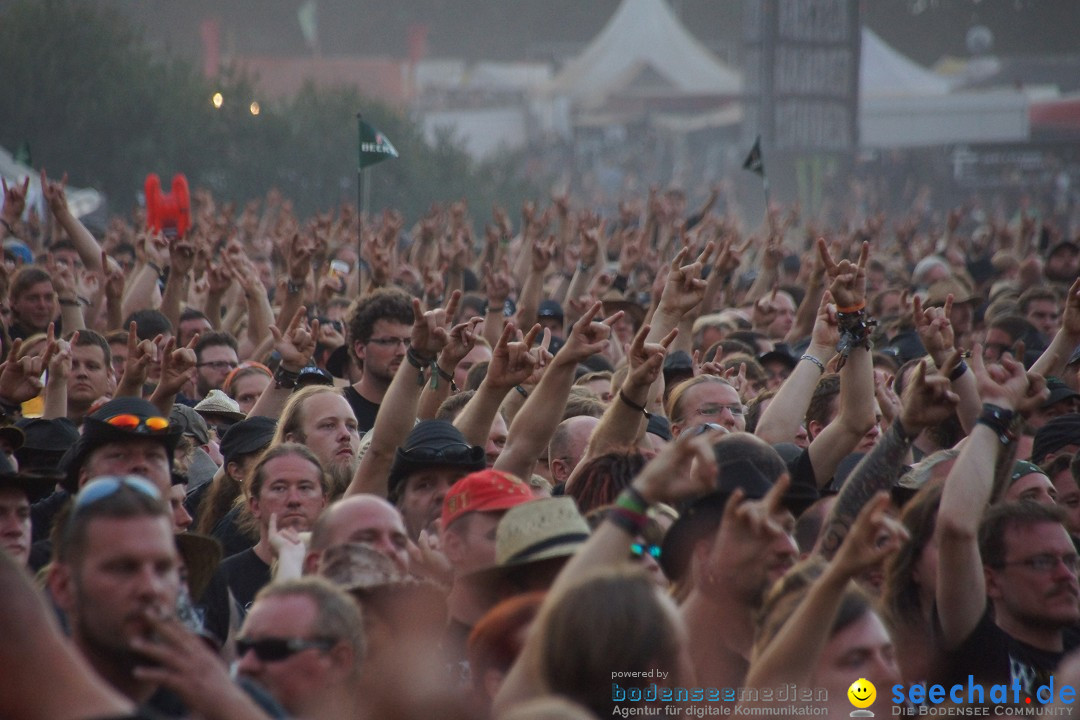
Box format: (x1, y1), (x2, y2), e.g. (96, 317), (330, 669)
(545, 0), (741, 111)
(859, 28), (1027, 148)
(0, 145), (103, 220)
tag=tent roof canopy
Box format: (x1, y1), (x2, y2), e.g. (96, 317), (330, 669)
(545, 0), (741, 109)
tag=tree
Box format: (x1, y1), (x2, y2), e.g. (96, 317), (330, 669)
(0, 0), (544, 220)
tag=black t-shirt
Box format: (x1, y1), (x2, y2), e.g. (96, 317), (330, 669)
(210, 504), (257, 558)
(219, 547), (271, 614)
(944, 609), (1080, 703)
(343, 385), (379, 433)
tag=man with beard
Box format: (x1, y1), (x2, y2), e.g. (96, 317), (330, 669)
(46, 476), (285, 719)
(343, 288), (414, 433)
(937, 352), (1080, 703)
(204, 444), (329, 632)
(274, 386), (359, 498)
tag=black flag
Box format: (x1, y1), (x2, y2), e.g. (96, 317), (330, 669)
(743, 136), (765, 177)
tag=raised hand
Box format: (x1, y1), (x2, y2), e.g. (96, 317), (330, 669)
(269, 307), (318, 371)
(830, 492), (909, 580)
(913, 294), (955, 363)
(631, 429), (719, 506)
(531, 234), (557, 274)
(486, 322), (541, 390)
(0, 332), (57, 405)
(816, 237), (869, 310)
(484, 258), (512, 308)
(410, 290), (461, 360)
(896, 359), (958, 437)
(1060, 277), (1080, 338)
(155, 335), (199, 398)
(1, 176), (30, 226)
(167, 231), (196, 277)
(47, 328), (75, 382)
(625, 324), (677, 390)
(39, 169), (69, 216)
(560, 301), (616, 363)
(657, 243), (714, 317)
(439, 317), (483, 373)
(969, 344), (1045, 413)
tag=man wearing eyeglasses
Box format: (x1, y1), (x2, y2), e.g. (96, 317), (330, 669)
(236, 577), (365, 720)
(194, 331), (240, 402)
(343, 288), (414, 433)
(937, 361), (1080, 704)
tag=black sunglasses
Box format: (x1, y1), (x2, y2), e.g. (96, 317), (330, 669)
(235, 636), (337, 662)
(400, 442), (478, 463)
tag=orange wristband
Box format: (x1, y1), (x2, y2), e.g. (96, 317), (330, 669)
(836, 301), (866, 314)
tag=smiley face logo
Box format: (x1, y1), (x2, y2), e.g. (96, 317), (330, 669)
(848, 678), (876, 709)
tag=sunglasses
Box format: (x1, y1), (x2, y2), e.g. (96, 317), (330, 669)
(235, 636), (337, 663)
(104, 413), (171, 434)
(400, 442), (477, 463)
(74, 476), (162, 511)
(629, 542), (662, 561)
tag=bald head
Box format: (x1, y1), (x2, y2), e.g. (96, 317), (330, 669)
(306, 494), (409, 575)
(548, 416), (600, 486)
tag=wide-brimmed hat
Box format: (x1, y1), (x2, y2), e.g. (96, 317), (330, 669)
(175, 532), (222, 603)
(465, 497), (590, 592)
(0, 470), (60, 503)
(15, 417), (79, 474)
(387, 421), (485, 503)
(925, 277), (979, 307)
(59, 397), (181, 492)
(601, 291), (646, 329)
(193, 389), (246, 423)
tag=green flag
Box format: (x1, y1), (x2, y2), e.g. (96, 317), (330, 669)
(358, 119), (398, 170)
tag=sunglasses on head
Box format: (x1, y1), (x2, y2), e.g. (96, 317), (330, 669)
(400, 442), (477, 463)
(629, 542), (662, 561)
(103, 413), (171, 434)
(74, 476), (162, 511)
(235, 636), (337, 663)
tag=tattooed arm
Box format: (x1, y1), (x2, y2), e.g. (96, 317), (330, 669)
(817, 360), (958, 560)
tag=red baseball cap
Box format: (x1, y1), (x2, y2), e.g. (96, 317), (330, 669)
(441, 469), (533, 530)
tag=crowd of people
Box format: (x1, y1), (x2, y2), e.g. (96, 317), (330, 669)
(3, 168), (1080, 719)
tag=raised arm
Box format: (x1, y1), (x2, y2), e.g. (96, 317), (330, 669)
(745, 494), (906, 691)
(493, 430), (718, 714)
(936, 349), (1046, 648)
(566, 323), (676, 493)
(804, 241), (877, 486)
(248, 307), (318, 419)
(160, 231), (196, 333)
(40, 170), (104, 275)
(345, 292), (459, 498)
(494, 301), (614, 481)
(755, 290), (836, 444)
(816, 359), (958, 559)
(148, 335), (199, 416)
(913, 295), (980, 433)
(453, 322), (539, 447)
(1032, 277), (1080, 380)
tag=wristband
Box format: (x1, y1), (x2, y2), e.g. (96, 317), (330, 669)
(274, 365), (300, 390)
(800, 354), (825, 374)
(977, 403), (1014, 444)
(286, 278), (304, 295)
(948, 360), (969, 382)
(59, 298), (81, 307)
(0, 219), (14, 234)
(146, 261), (164, 278)
(607, 507), (649, 536)
(615, 486), (649, 515)
(432, 362), (458, 393)
(836, 301), (866, 314)
(514, 385), (529, 399)
(617, 389), (651, 419)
